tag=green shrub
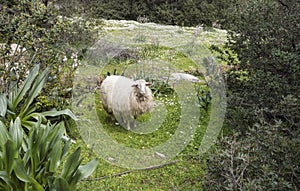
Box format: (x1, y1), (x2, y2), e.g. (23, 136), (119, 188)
(205, 1), (300, 189)
(225, 0), (299, 107)
(149, 80), (174, 96)
(0, 0), (101, 110)
(204, 117), (300, 190)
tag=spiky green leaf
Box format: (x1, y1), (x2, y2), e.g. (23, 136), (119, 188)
(49, 140), (62, 172)
(0, 171), (16, 191)
(48, 177), (69, 191)
(14, 159), (44, 191)
(4, 140), (18, 175)
(19, 67), (49, 118)
(0, 94), (7, 117)
(78, 159), (98, 181)
(9, 117), (23, 149)
(68, 159), (98, 189)
(42, 109), (78, 121)
(0, 121), (9, 147)
(61, 147), (82, 180)
(61, 140), (71, 160)
(12, 64), (40, 110)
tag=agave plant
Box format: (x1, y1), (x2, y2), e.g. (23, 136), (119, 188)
(0, 64), (77, 130)
(0, 117), (98, 191)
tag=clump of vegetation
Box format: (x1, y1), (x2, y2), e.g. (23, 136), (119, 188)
(0, 65), (98, 190)
(0, 65), (76, 130)
(205, 1), (300, 190)
(195, 84), (211, 111)
(0, 0), (101, 111)
(205, 110), (300, 190)
(150, 80), (174, 96)
(0, 118), (98, 191)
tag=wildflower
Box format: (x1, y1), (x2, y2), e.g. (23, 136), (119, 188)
(63, 56), (67, 62)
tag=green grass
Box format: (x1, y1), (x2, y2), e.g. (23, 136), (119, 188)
(71, 19), (226, 190)
(76, 142), (207, 190)
(74, 103), (210, 190)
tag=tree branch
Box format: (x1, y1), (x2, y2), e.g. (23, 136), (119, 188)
(81, 160), (179, 181)
(277, 0), (290, 11)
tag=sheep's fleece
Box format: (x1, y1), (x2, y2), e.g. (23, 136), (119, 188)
(99, 75), (153, 129)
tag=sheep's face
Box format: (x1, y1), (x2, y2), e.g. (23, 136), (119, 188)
(132, 80), (151, 96)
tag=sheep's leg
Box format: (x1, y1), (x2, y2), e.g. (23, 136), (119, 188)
(110, 114), (115, 121)
(112, 116), (120, 126)
(133, 120), (136, 129)
(124, 117), (131, 130)
(126, 123), (131, 130)
(132, 115), (137, 128)
(120, 113), (131, 130)
(117, 113), (134, 130)
(128, 115), (135, 130)
(125, 116), (137, 130)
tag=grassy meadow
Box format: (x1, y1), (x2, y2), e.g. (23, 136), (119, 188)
(72, 20), (227, 190)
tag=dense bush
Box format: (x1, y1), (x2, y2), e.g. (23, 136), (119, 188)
(205, 104), (300, 190)
(0, 0), (101, 110)
(56, 0), (245, 27)
(224, 0), (300, 131)
(205, 0), (300, 190)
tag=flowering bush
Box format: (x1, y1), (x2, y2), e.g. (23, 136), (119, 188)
(0, 0), (101, 110)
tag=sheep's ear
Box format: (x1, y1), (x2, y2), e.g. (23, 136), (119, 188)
(131, 84), (138, 87)
(145, 82), (152, 86)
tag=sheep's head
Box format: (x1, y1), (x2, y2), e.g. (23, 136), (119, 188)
(132, 79), (151, 96)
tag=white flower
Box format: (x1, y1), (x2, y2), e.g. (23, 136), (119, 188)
(72, 62), (78, 68)
(71, 52), (78, 59)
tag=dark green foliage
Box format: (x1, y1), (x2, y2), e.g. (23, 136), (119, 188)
(59, 0), (247, 27)
(224, 0), (300, 129)
(205, 0), (300, 190)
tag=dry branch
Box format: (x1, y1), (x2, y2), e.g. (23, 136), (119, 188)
(81, 160), (179, 182)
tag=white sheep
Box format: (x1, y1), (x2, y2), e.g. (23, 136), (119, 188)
(99, 75), (153, 130)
